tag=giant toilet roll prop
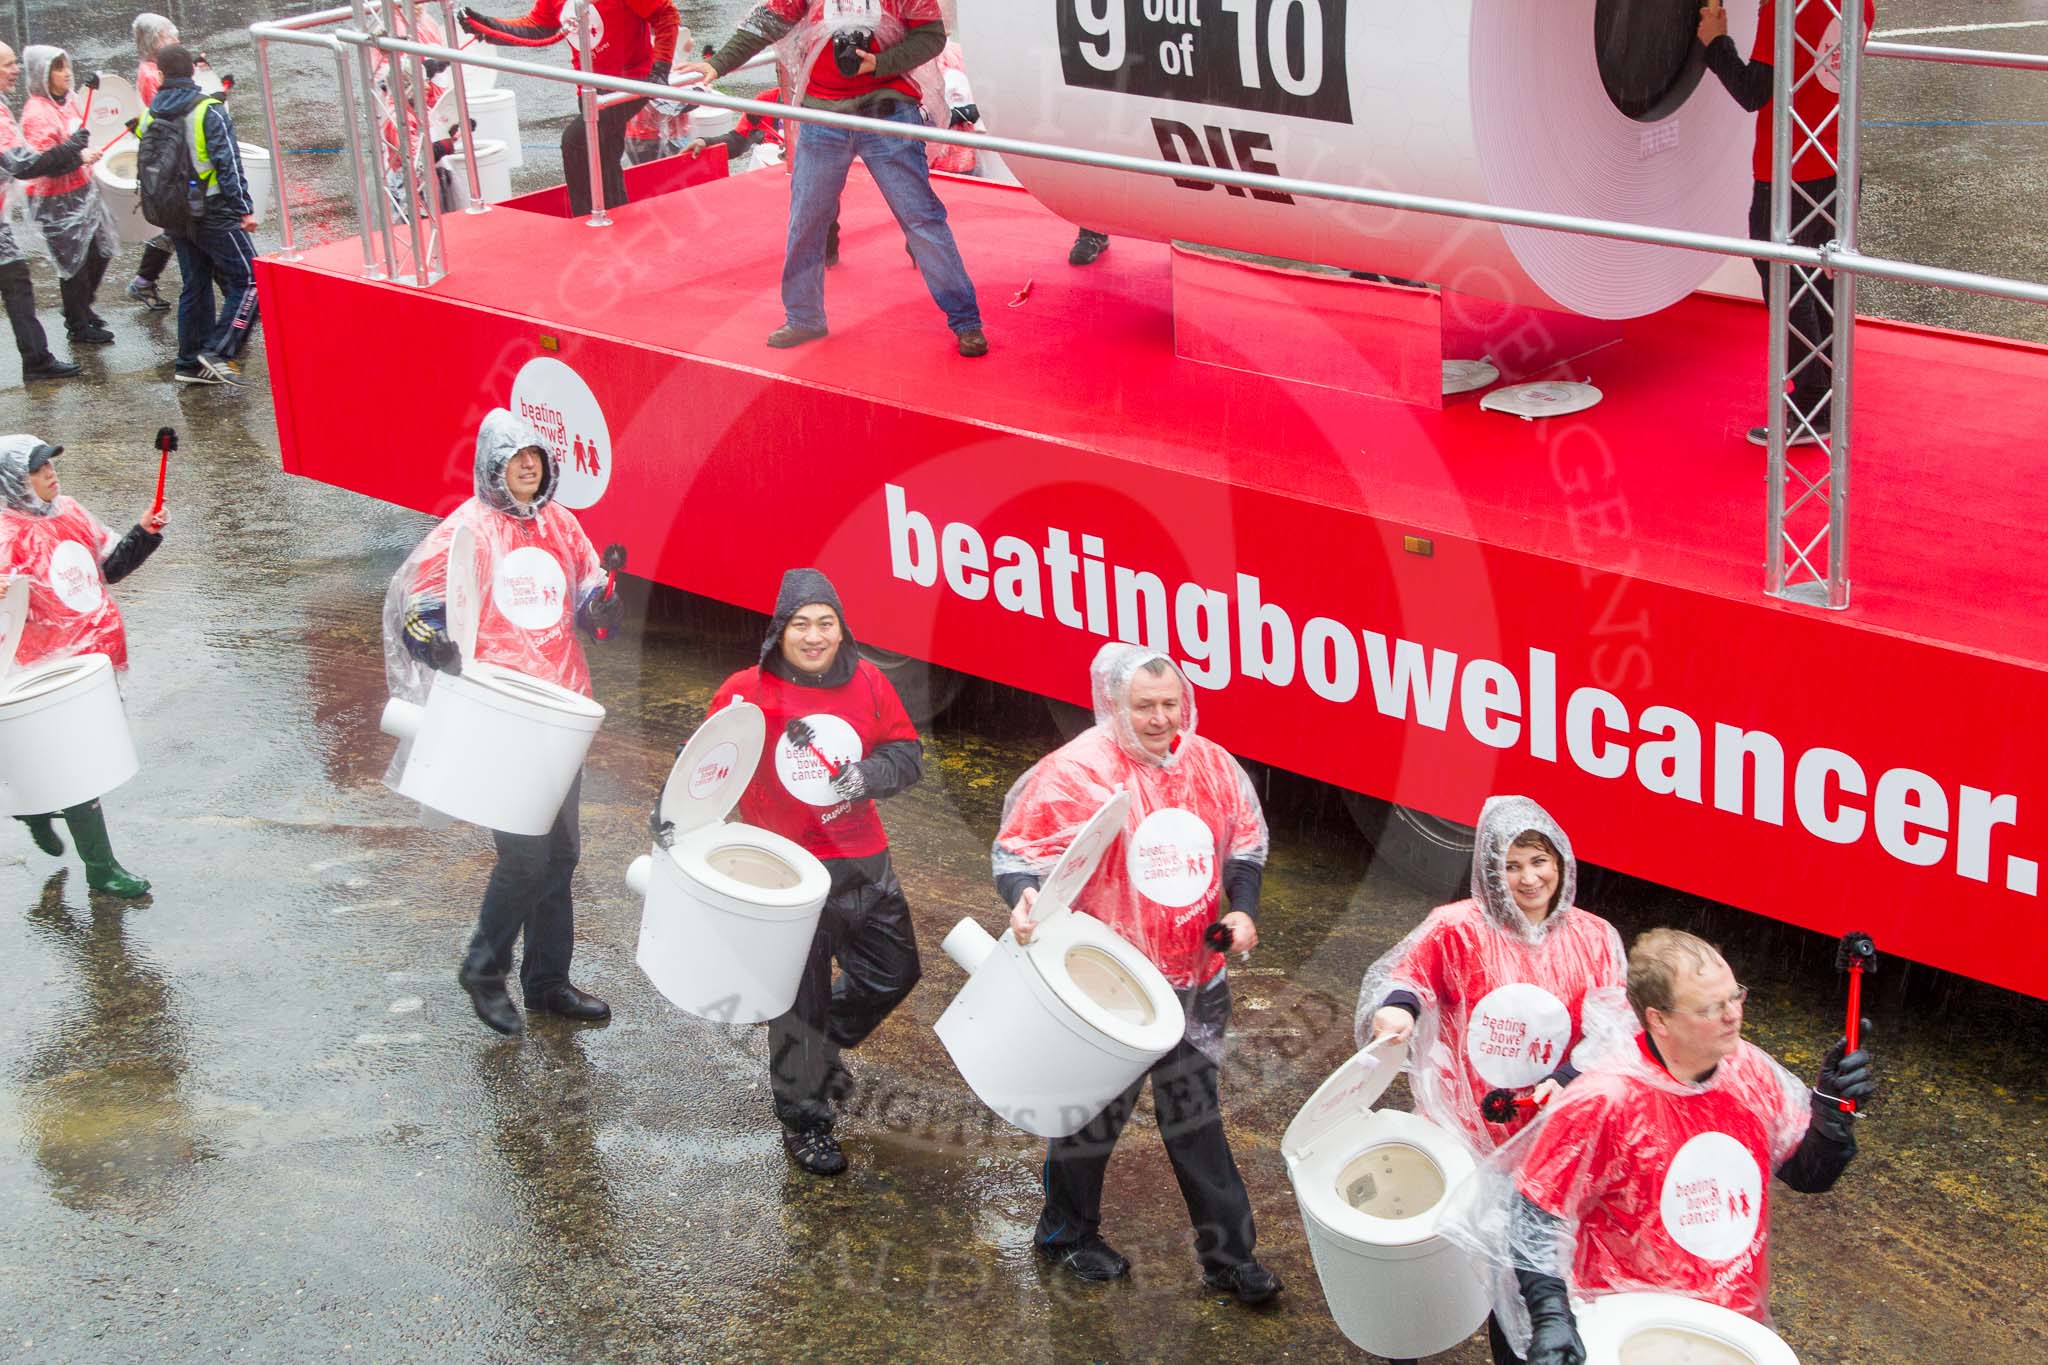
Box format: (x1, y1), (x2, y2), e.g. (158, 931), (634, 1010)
(1577, 1292), (1800, 1364)
(379, 524), (603, 836)
(626, 700), (831, 1024)
(960, 1), (1759, 318)
(935, 791), (1187, 1139)
(1283, 1036), (1490, 1359)
(0, 580), (140, 816)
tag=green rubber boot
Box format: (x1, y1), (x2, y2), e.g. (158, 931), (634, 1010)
(62, 800), (151, 898)
(16, 814), (65, 857)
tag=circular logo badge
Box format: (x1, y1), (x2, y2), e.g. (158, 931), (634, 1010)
(562, 2), (604, 56)
(1125, 807), (1216, 908)
(688, 741), (741, 801)
(1817, 19), (1846, 94)
(774, 713), (864, 807)
(1465, 982), (1573, 1089)
(1660, 1131), (1765, 1263)
(493, 545), (569, 631)
(48, 540), (104, 614)
(509, 357), (612, 510)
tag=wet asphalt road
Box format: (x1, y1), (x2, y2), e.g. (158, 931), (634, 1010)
(6, 0), (2048, 1361)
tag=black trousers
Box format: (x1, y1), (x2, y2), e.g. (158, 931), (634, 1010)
(1038, 1037), (1258, 1274)
(561, 97), (644, 217)
(1749, 175), (1840, 412)
(58, 240), (110, 331)
(768, 850), (922, 1133)
(136, 234), (175, 285)
(1, 260), (53, 365)
(464, 775), (580, 997)
(1488, 1311), (1523, 1363)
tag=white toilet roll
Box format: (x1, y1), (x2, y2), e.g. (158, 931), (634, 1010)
(960, 0), (1759, 318)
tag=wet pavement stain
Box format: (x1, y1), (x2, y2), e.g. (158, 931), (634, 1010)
(5, 0), (2048, 1360)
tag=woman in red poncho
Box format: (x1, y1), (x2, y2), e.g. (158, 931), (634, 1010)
(992, 642), (1280, 1305)
(0, 434), (166, 897)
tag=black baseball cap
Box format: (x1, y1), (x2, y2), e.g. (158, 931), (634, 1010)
(25, 443), (62, 472)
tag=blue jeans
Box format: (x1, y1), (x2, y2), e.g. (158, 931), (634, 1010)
(170, 214), (259, 365)
(784, 103), (981, 335)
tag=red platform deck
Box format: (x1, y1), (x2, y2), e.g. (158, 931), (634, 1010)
(259, 166), (2048, 998)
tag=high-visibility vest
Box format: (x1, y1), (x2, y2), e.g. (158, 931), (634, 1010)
(135, 96), (222, 194)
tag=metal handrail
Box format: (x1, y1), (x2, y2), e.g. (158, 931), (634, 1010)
(1870, 39), (2048, 72)
(346, 30), (2048, 307)
(247, 22), (382, 275)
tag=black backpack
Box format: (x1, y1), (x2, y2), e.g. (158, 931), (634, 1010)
(135, 98), (217, 232)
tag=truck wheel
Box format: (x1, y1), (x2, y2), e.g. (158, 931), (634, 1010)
(858, 645), (964, 726)
(1341, 792), (1475, 897)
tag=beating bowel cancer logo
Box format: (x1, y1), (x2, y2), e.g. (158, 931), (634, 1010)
(1126, 806), (1216, 909)
(1660, 1131), (1764, 1263)
(511, 357), (612, 511)
(48, 541), (104, 614)
(494, 546), (569, 631)
(775, 713), (864, 807)
(1465, 981), (1572, 1089)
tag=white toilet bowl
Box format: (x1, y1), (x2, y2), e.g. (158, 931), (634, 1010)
(0, 581), (139, 816)
(441, 137), (514, 208)
(934, 792), (1188, 1138)
(93, 146), (157, 246)
(237, 141), (275, 226)
(379, 523), (603, 835)
(1578, 1293), (1800, 1364)
(451, 86), (523, 168)
(1283, 1037), (1492, 1359)
(626, 700), (830, 1023)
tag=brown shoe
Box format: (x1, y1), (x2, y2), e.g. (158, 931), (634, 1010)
(956, 328), (989, 358)
(767, 324), (829, 349)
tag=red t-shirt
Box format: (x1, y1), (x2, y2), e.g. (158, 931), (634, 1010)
(709, 658), (917, 860)
(0, 498), (129, 670)
(510, 0), (677, 79)
(1515, 1036), (1811, 1321)
(1751, 0), (1876, 181)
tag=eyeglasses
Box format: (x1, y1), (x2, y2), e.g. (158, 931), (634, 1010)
(1664, 985), (1750, 1020)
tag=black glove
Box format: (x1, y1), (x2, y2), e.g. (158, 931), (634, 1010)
(68, 126), (91, 148)
(579, 584), (622, 635)
(1521, 1272), (1586, 1365)
(424, 58), (450, 79)
(401, 596), (462, 675)
(431, 137), (456, 161)
(1811, 1021), (1874, 1140)
(648, 60), (671, 86)
(832, 29), (875, 78)
(459, 7), (563, 44)
(78, 69), (101, 91)
(785, 717), (816, 752)
(948, 103), (980, 128)
(829, 760), (868, 802)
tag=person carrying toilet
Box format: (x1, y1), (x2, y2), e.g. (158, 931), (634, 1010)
(1358, 797), (1631, 1158)
(0, 43), (88, 382)
(123, 13), (181, 314)
(1448, 928), (1874, 1365)
(382, 409), (621, 1036)
(15, 46), (121, 350)
(701, 568), (925, 1178)
(0, 434), (166, 897)
(992, 642), (1280, 1304)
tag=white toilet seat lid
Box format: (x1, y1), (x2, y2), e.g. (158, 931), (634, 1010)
(445, 523), (481, 666)
(0, 578), (28, 676)
(1284, 1034), (1409, 1162)
(1029, 789), (1131, 927)
(659, 700), (767, 836)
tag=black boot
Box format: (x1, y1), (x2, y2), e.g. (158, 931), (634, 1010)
(459, 966), (524, 1035)
(1069, 229), (1110, 266)
(17, 813), (65, 856)
(62, 800), (150, 897)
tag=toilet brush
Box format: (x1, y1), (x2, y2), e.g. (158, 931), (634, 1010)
(594, 542), (625, 640)
(1834, 932), (1877, 1113)
(149, 427), (177, 519)
(784, 717), (842, 778)
(1480, 1087), (1550, 1125)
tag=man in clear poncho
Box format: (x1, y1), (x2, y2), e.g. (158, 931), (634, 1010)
(0, 435), (167, 896)
(124, 13), (181, 313)
(382, 410), (621, 1036)
(991, 643), (1280, 1303)
(680, 0), (987, 357)
(1356, 796), (1630, 1155)
(15, 46), (119, 348)
(0, 44), (87, 381)
(1446, 929), (1874, 1365)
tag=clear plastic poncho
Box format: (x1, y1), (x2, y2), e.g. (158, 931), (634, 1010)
(18, 47), (120, 280)
(0, 436), (132, 671)
(993, 643), (1270, 1061)
(1354, 796), (1631, 1153)
(380, 410), (605, 712)
(0, 103), (43, 270)
(737, 0), (948, 127)
(1442, 1032), (1814, 1353)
